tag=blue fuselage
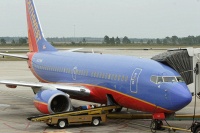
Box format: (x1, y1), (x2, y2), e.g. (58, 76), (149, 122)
(29, 51), (192, 113)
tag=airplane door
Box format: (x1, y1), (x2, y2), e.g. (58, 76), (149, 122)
(130, 68), (142, 93)
(72, 67), (77, 80)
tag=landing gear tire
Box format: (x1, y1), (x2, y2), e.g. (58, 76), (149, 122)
(195, 127), (200, 133)
(150, 120), (163, 133)
(57, 119), (67, 129)
(92, 118), (100, 126)
(150, 120), (157, 133)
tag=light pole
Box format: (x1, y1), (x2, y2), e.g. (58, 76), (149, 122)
(73, 25), (76, 43)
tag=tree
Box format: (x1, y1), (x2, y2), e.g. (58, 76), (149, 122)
(11, 39), (15, 44)
(165, 36), (171, 44)
(171, 36), (178, 44)
(110, 37), (115, 44)
(0, 38), (6, 44)
(156, 38), (162, 44)
(82, 38), (86, 44)
(122, 36), (131, 44)
(163, 38), (168, 44)
(196, 36), (200, 44)
(140, 39), (143, 44)
(19, 37), (27, 44)
(115, 37), (121, 44)
(104, 35), (110, 44)
(147, 40), (151, 44)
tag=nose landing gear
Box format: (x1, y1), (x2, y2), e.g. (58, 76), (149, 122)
(150, 113), (165, 133)
(150, 119), (163, 133)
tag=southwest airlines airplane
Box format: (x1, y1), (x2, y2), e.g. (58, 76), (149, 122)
(0, 0), (192, 118)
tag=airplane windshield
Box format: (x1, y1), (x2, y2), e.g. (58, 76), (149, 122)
(151, 76), (184, 84)
(163, 77), (176, 82)
(176, 76), (184, 82)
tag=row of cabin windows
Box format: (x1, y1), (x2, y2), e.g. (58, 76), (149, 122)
(91, 72), (128, 82)
(33, 63), (128, 82)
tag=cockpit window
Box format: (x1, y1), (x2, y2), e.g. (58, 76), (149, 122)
(163, 77), (176, 82)
(157, 77), (163, 83)
(151, 75), (184, 84)
(176, 76), (184, 82)
(151, 76), (157, 83)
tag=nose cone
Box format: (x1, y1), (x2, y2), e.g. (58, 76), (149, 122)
(170, 83), (192, 111)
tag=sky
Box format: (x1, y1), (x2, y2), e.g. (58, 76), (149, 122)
(0, 0), (200, 38)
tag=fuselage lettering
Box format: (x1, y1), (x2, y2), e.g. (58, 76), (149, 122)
(27, 0), (42, 43)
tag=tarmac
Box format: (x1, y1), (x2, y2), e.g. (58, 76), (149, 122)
(0, 47), (198, 133)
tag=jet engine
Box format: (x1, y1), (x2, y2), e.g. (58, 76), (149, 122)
(34, 90), (72, 114)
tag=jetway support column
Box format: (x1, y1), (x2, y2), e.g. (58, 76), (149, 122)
(187, 48), (200, 96)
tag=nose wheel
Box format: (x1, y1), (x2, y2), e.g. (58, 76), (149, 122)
(150, 120), (163, 133)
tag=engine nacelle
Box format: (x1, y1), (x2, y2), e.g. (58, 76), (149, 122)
(34, 90), (71, 114)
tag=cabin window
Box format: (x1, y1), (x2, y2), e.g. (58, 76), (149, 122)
(91, 72), (94, 77)
(94, 72), (97, 77)
(121, 76), (125, 81)
(98, 73), (100, 78)
(118, 75), (121, 81)
(86, 71), (88, 76)
(96, 72), (99, 78)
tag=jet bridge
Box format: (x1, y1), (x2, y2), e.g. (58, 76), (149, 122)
(152, 47), (200, 95)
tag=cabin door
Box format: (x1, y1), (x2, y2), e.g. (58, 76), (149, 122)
(130, 68), (142, 93)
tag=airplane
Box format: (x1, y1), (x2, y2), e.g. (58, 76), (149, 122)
(0, 0), (192, 120)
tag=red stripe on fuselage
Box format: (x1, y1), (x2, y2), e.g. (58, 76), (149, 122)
(71, 84), (173, 114)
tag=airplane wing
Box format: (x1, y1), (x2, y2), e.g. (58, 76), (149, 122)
(65, 48), (83, 52)
(0, 49), (82, 59)
(0, 80), (90, 97)
(0, 53), (28, 59)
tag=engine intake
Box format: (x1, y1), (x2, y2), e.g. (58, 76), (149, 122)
(34, 90), (71, 114)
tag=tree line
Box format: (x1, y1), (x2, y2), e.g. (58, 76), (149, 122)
(147, 35), (200, 45)
(0, 37), (27, 45)
(103, 35), (200, 45)
(103, 36), (132, 45)
(1, 35), (200, 46)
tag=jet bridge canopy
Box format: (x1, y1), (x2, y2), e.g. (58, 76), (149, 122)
(151, 49), (193, 85)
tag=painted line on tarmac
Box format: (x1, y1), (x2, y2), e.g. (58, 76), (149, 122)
(0, 91), (32, 100)
(0, 104), (10, 107)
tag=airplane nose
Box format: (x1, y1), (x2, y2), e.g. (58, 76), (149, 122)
(170, 85), (192, 111)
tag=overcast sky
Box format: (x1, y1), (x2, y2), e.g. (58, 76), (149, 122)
(0, 0), (200, 38)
